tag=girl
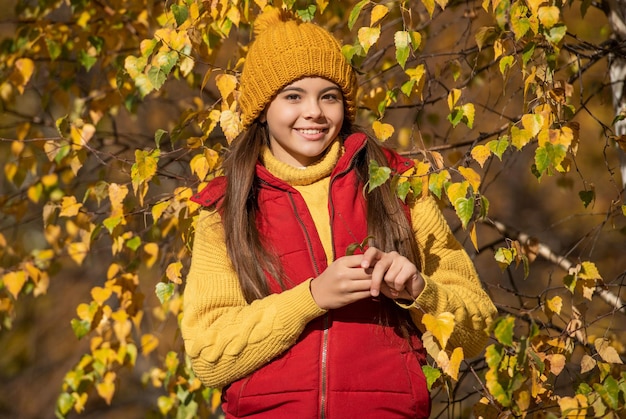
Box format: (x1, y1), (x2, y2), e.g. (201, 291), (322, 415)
(182, 8), (497, 419)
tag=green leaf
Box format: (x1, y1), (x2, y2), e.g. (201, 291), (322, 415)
(595, 375), (620, 410)
(522, 41), (536, 66)
(71, 318), (91, 339)
(125, 236), (141, 251)
(394, 31), (411, 69)
(103, 216), (122, 234)
(494, 246), (516, 270)
(422, 365), (441, 391)
(454, 196), (475, 229)
(148, 66), (167, 91)
(448, 108), (463, 127)
(348, 0), (369, 30)
(45, 38), (62, 61)
(484, 344), (504, 369)
(171, 4), (189, 26)
(493, 316), (515, 346)
(511, 17), (530, 40)
(545, 23), (566, 44)
(56, 392), (75, 416)
(156, 282), (175, 304)
(499, 55), (514, 75)
(368, 160), (391, 192)
(154, 129), (167, 148)
(487, 136), (509, 159)
(296, 4), (316, 21)
(534, 142), (566, 179)
(428, 170), (450, 199)
(78, 50), (97, 71)
(396, 181), (411, 202)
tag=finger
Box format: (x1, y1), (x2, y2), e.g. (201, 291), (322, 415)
(361, 246), (382, 269)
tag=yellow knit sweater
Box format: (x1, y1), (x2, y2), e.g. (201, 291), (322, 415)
(182, 142), (497, 389)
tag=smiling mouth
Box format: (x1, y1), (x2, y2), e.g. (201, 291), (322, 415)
(296, 128), (327, 135)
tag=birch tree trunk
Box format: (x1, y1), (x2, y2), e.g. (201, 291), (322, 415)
(606, 0), (626, 195)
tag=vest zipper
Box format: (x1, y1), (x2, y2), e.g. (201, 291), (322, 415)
(286, 191), (329, 419)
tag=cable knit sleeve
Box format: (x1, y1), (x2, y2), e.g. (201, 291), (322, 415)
(407, 195), (497, 358)
(181, 209), (327, 389)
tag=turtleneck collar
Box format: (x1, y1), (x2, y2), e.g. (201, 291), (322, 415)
(260, 140), (343, 186)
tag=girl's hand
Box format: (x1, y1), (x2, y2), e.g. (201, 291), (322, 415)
(310, 255), (374, 310)
(361, 247), (425, 301)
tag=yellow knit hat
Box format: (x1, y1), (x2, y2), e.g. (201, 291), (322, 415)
(239, 8), (357, 129)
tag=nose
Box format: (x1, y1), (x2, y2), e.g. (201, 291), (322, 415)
(303, 98), (323, 119)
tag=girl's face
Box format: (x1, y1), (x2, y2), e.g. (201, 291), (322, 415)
(263, 77), (344, 167)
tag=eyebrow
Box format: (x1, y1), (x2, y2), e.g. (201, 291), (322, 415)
(280, 86), (342, 94)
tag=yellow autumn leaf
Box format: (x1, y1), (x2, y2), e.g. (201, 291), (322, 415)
(594, 338), (623, 364)
(151, 200), (169, 223)
(422, 0), (435, 16)
(357, 26), (381, 54)
(60, 196), (83, 217)
(458, 166), (481, 191)
(447, 88), (461, 109)
(545, 295), (562, 316)
(13, 58), (35, 94)
(70, 123), (96, 146)
(370, 4), (388, 26)
(372, 120), (394, 141)
(108, 183), (128, 218)
(435, 0), (448, 10)
(430, 151), (445, 169)
(144, 242), (159, 268)
(190, 154), (211, 181)
(96, 372), (116, 405)
(510, 126), (533, 150)
(558, 394), (588, 418)
(216, 73), (238, 100)
(580, 354), (596, 374)
(469, 223), (478, 251)
(414, 161), (431, 176)
(4, 162), (17, 183)
(422, 312), (455, 349)
(220, 109), (242, 143)
(141, 333), (160, 356)
(446, 181), (468, 205)
(76, 303), (95, 321)
(91, 286), (112, 305)
(521, 113), (544, 137)
(113, 319), (132, 342)
(526, 0), (543, 13)
(421, 331), (441, 359)
(446, 347), (464, 381)
(471, 145), (492, 167)
(72, 391), (88, 413)
(547, 353), (566, 376)
(3, 271), (27, 299)
(68, 242), (89, 265)
(166, 261), (183, 284)
(538, 6), (560, 29)
(579, 261), (602, 281)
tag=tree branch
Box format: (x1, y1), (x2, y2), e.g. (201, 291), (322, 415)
(486, 219), (626, 315)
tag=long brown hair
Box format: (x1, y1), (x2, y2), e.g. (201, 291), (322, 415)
(220, 120), (421, 304)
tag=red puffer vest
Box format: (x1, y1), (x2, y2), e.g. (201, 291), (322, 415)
(192, 133), (430, 418)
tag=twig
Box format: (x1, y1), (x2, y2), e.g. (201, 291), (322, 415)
(486, 219), (626, 315)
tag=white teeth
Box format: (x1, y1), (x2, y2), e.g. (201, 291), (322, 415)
(298, 129), (324, 134)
